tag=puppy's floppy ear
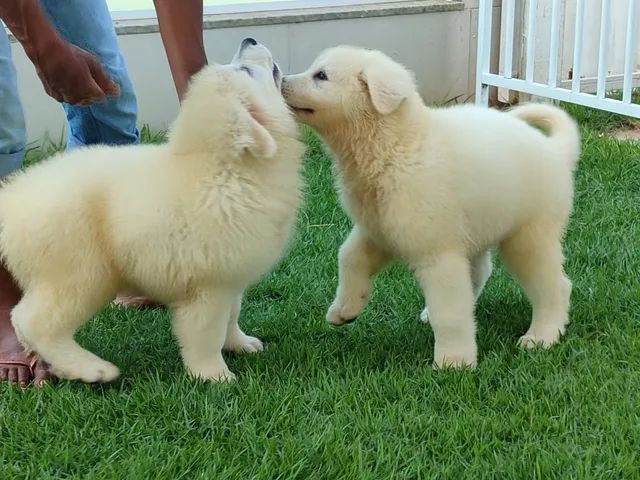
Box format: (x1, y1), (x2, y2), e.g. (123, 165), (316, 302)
(235, 99), (277, 159)
(359, 60), (415, 115)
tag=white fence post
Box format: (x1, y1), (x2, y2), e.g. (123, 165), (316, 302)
(548, 0), (562, 87)
(623, 0), (639, 103)
(475, 0), (494, 106)
(571, 0), (585, 93)
(596, 0), (611, 99)
(476, 0), (640, 119)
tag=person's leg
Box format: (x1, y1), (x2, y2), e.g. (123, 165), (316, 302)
(41, 1), (162, 308)
(0, 266), (53, 386)
(0, 27), (51, 385)
(0, 25), (26, 176)
(40, 0), (139, 148)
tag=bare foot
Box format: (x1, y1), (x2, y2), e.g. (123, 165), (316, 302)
(0, 265), (53, 386)
(113, 291), (164, 309)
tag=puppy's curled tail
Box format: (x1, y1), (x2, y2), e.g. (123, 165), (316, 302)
(509, 103), (581, 170)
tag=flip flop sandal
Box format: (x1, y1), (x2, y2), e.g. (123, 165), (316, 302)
(0, 356), (39, 386)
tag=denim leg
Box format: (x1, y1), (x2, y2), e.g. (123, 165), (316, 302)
(40, 0), (139, 148)
(0, 27), (26, 178)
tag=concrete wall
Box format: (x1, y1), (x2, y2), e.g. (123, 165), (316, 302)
(8, 0), (501, 144)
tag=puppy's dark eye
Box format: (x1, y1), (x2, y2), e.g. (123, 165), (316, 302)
(240, 66), (253, 77)
(313, 70), (328, 81)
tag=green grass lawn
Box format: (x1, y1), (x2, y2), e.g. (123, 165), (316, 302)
(1, 107), (639, 479)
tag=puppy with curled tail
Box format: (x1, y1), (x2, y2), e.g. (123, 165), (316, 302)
(283, 46), (580, 369)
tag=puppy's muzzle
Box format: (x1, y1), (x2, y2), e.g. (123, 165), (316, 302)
(240, 37), (259, 52)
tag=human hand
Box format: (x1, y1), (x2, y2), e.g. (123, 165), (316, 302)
(33, 40), (120, 106)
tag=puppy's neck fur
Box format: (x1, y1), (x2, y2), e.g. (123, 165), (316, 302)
(322, 95), (427, 185)
(169, 82), (301, 174)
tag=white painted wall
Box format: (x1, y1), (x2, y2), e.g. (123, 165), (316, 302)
(9, 2), (501, 144)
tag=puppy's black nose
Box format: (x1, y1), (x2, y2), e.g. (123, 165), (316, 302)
(242, 37), (258, 48)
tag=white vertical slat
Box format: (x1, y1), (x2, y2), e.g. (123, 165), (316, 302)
(525, 0), (538, 82)
(503, 0), (516, 79)
(475, 0), (494, 105)
(623, 0), (638, 104)
(548, 0), (561, 87)
(476, 0), (640, 119)
(571, 0), (585, 92)
(596, 0), (611, 99)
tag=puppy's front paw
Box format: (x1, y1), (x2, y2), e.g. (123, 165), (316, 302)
(190, 364), (236, 382)
(54, 359), (120, 383)
(432, 344), (477, 370)
(419, 307), (430, 324)
(224, 333), (264, 354)
(326, 298), (362, 326)
(208, 369), (236, 383)
(518, 325), (564, 350)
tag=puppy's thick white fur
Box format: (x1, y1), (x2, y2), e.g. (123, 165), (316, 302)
(284, 46), (579, 369)
(0, 45), (304, 383)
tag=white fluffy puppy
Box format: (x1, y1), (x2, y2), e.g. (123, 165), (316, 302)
(282, 46), (580, 369)
(0, 38), (304, 383)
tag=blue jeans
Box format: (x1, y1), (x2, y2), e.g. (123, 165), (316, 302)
(0, 0), (139, 178)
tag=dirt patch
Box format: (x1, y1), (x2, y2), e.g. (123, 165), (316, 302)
(610, 123), (640, 141)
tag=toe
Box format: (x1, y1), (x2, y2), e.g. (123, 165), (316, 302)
(248, 337), (264, 351)
(518, 331), (560, 350)
(33, 360), (54, 387)
(17, 366), (31, 386)
(215, 370), (236, 382)
(7, 367), (19, 383)
(327, 313), (357, 326)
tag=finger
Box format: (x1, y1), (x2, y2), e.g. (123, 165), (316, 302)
(76, 98), (100, 107)
(8, 367), (19, 383)
(0, 367), (8, 381)
(88, 58), (119, 96)
(44, 86), (64, 102)
(41, 80), (64, 103)
(63, 77), (105, 106)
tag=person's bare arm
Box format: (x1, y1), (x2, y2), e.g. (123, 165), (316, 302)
(154, 0), (207, 101)
(0, 0), (119, 105)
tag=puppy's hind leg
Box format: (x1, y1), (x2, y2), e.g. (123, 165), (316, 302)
(224, 293), (263, 354)
(500, 224), (571, 349)
(471, 249), (493, 301)
(327, 226), (390, 326)
(172, 288), (236, 381)
(11, 284), (119, 383)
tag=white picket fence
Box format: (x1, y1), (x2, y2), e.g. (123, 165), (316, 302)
(476, 0), (640, 118)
